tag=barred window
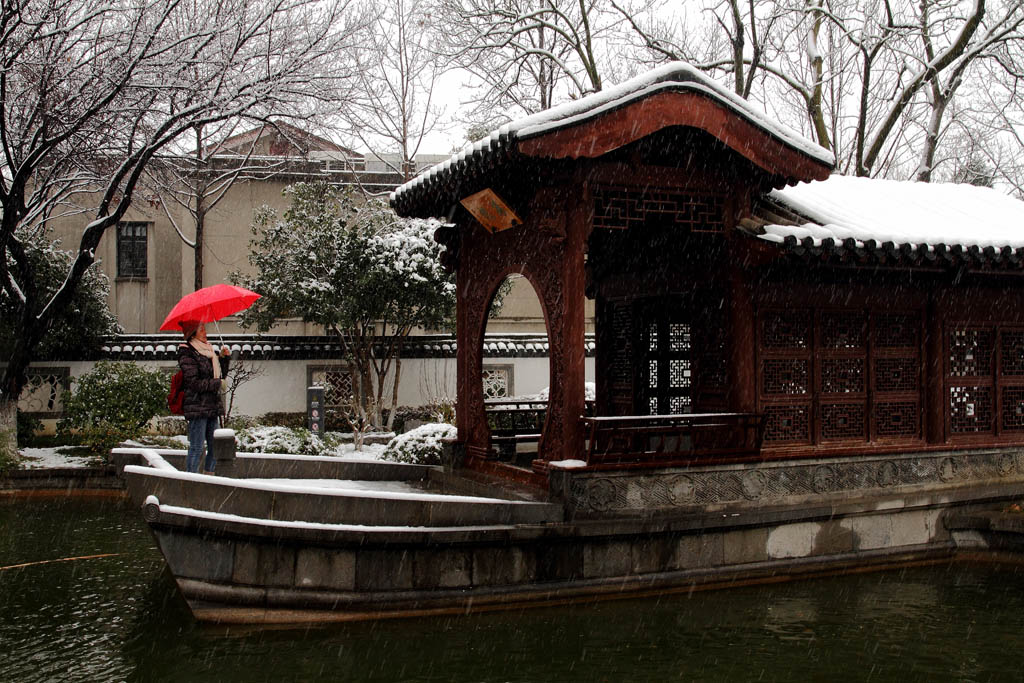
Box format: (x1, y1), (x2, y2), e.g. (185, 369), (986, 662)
(308, 365), (354, 413)
(117, 222), (148, 278)
(17, 367), (70, 416)
(482, 365), (513, 399)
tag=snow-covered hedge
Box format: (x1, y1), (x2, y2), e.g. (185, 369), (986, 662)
(236, 426), (333, 455)
(535, 382), (596, 402)
(382, 423), (456, 466)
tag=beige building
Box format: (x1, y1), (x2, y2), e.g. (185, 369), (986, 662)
(51, 122), (577, 337)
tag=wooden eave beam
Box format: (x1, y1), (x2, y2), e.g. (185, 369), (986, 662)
(516, 91), (832, 186)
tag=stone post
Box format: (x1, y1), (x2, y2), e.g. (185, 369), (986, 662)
(212, 428), (237, 476)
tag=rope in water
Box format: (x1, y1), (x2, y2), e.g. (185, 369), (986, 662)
(0, 553), (119, 571)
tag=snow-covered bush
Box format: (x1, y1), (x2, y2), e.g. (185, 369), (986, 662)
(534, 382), (596, 401)
(236, 425), (332, 455)
(152, 415), (187, 436)
(382, 423), (456, 465)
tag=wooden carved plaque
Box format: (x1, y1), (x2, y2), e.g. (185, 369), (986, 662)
(460, 188), (522, 233)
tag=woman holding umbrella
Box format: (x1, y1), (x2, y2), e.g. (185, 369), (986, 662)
(161, 284), (261, 475)
(178, 321), (231, 474)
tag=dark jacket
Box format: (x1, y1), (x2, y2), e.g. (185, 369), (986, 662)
(177, 343), (229, 419)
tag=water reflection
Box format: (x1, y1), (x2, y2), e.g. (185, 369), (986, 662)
(3, 498), (1024, 682)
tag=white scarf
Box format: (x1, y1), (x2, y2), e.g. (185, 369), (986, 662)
(189, 339), (221, 379)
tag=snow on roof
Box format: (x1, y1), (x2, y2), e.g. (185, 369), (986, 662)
(763, 175), (1024, 250)
(391, 62), (833, 212)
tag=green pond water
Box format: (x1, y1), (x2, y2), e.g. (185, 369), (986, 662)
(2, 497), (1024, 683)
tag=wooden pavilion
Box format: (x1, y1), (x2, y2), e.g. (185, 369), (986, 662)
(391, 63), (1024, 487)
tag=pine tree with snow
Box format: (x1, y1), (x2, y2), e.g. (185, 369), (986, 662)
(235, 181), (456, 436)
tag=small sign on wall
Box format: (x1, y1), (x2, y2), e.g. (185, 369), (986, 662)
(307, 386), (325, 434)
(460, 188), (522, 233)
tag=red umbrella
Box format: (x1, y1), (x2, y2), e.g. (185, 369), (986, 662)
(159, 284), (261, 332)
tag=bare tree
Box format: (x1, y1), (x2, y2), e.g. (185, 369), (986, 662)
(224, 356), (265, 421)
(143, 122), (282, 291)
(912, 0), (1024, 181)
(342, 0), (449, 183)
(0, 0), (365, 456)
(438, 0), (636, 119)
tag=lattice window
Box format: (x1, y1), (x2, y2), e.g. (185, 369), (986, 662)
(821, 358), (865, 394)
(821, 312), (866, 349)
(874, 402), (919, 438)
(17, 367), (70, 416)
(309, 366), (354, 412)
(949, 328), (994, 377)
(1002, 387), (1024, 431)
(592, 187), (725, 232)
(821, 403), (866, 440)
(763, 359), (809, 395)
(640, 306), (693, 416)
(668, 396), (691, 414)
(669, 359), (691, 389)
(762, 311), (811, 349)
(875, 357), (919, 392)
(482, 366), (512, 399)
(949, 385), (993, 433)
(876, 313), (919, 348)
(669, 323), (690, 351)
(760, 308), (923, 447)
(1002, 330), (1024, 376)
(763, 405), (811, 443)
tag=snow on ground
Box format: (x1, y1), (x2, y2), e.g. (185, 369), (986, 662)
(242, 479), (426, 493)
(16, 439), (387, 470)
(17, 447), (100, 470)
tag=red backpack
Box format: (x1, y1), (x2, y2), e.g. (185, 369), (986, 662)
(167, 370), (185, 415)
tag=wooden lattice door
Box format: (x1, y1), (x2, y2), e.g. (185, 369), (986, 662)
(639, 306), (693, 416)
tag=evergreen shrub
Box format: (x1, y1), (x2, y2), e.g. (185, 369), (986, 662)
(235, 425), (337, 455)
(382, 423), (456, 466)
(16, 412), (42, 446)
(58, 361), (168, 456)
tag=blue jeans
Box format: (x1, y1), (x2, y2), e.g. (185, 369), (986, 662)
(186, 416), (218, 473)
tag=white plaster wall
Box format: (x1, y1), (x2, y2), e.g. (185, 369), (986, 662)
(43, 355), (596, 419)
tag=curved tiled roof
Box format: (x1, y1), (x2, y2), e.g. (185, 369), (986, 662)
(99, 333), (595, 362)
(391, 62), (833, 218)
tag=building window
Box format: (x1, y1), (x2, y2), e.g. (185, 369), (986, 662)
(16, 367), (70, 417)
(482, 365), (513, 399)
(117, 221), (148, 278)
(758, 308), (923, 445)
(308, 365), (354, 415)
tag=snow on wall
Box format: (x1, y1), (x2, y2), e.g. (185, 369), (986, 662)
(40, 355), (594, 419)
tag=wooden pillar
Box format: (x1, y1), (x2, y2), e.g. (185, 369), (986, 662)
(728, 258), (757, 414)
(534, 195), (588, 468)
(455, 224), (493, 462)
(925, 291), (945, 444)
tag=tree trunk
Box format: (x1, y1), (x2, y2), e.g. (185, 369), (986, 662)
(194, 204), (205, 291)
(916, 85), (950, 182)
(0, 396), (19, 469)
(386, 356), (402, 432)
(2, 317), (46, 456)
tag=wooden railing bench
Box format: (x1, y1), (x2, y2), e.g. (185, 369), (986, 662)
(581, 412), (763, 465)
